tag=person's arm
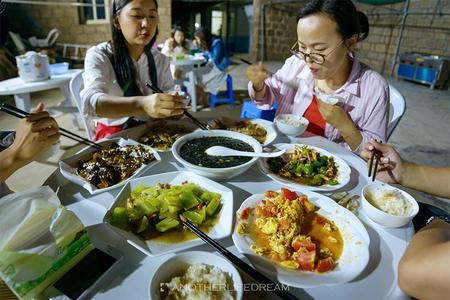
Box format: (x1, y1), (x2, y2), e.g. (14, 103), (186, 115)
(0, 104), (60, 182)
(398, 219), (450, 300)
(317, 83), (388, 152)
(361, 140), (450, 198)
(400, 163), (450, 198)
(246, 56), (298, 107)
(81, 46), (184, 119)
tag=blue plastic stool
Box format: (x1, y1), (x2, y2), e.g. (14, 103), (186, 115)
(240, 100), (278, 121)
(210, 74), (234, 108)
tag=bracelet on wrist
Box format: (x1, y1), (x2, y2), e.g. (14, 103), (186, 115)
(426, 215), (450, 226)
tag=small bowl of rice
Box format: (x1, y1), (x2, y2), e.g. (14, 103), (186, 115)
(150, 251), (243, 300)
(274, 114), (309, 137)
(361, 183), (419, 228)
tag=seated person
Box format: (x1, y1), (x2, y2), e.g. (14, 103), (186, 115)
(247, 0), (389, 153)
(81, 0), (185, 140)
(0, 103), (60, 197)
(361, 140), (450, 300)
(161, 26), (193, 57)
(193, 27), (229, 106)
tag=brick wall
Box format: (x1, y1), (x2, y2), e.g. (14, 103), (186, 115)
(250, 0), (450, 75)
(8, 0), (171, 50)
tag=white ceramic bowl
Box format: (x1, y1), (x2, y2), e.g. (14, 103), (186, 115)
(361, 183), (419, 228)
(275, 114), (309, 136)
(149, 251), (243, 300)
(172, 130), (262, 181)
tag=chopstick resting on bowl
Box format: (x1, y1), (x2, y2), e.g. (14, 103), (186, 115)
(145, 82), (209, 130)
(0, 103), (102, 149)
(180, 216), (300, 300)
(368, 142), (382, 182)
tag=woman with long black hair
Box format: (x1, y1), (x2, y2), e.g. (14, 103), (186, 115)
(82, 0), (185, 140)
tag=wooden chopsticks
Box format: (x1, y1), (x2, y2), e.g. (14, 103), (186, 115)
(145, 82), (209, 130)
(368, 143), (382, 182)
(181, 217), (300, 300)
(0, 103), (102, 149)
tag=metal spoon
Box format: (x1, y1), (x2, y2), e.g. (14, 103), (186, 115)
(205, 146), (285, 158)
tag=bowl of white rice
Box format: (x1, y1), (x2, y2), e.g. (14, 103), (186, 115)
(150, 251), (243, 300)
(361, 183), (419, 228)
(274, 114), (309, 137)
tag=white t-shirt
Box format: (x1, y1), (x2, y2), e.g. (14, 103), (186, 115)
(81, 42), (175, 126)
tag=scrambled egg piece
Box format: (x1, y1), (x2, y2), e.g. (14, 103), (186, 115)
(254, 196), (304, 256)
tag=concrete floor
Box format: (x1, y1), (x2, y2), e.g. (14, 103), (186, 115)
(2, 59), (449, 193)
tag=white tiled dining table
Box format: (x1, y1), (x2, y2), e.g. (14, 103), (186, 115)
(43, 133), (414, 300)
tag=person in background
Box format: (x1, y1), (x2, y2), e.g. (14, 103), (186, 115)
(361, 140), (450, 300)
(193, 27), (229, 107)
(81, 0), (185, 140)
(0, 103), (60, 197)
(246, 0), (389, 153)
(161, 26), (193, 57)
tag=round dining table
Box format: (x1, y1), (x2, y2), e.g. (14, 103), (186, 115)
(43, 133), (414, 300)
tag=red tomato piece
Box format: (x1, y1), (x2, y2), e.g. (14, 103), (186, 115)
(292, 238), (316, 252)
(316, 216), (327, 225)
(281, 188), (297, 201)
(296, 248), (316, 272)
(240, 207), (250, 220)
(317, 257), (335, 273)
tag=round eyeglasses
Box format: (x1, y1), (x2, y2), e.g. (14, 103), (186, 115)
(290, 40), (345, 65)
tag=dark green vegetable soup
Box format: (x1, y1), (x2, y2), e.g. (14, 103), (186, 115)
(180, 136), (254, 168)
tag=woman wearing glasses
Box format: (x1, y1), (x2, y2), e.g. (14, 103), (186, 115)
(247, 0), (389, 153)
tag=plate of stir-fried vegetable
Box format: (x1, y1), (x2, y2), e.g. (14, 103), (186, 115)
(258, 144), (351, 191)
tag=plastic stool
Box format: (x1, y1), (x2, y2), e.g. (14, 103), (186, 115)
(210, 74), (234, 108)
(240, 100), (278, 121)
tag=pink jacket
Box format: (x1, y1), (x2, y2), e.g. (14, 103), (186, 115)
(249, 56), (389, 153)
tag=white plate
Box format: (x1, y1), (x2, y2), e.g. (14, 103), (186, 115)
(103, 171), (234, 257)
(107, 120), (197, 152)
(232, 189), (370, 288)
(247, 118), (277, 146)
(258, 143), (351, 192)
(59, 138), (161, 195)
(149, 251), (243, 300)
(221, 118), (277, 146)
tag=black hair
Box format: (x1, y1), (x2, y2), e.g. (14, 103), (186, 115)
(298, 0), (369, 41)
(110, 0), (159, 93)
(171, 26), (189, 50)
(194, 27), (213, 51)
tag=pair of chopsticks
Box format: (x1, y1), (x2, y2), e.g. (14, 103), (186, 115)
(145, 83), (209, 130)
(368, 142), (382, 182)
(240, 59), (274, 77)
(181, 218), (300, 300)
(0, 103), (102, 149)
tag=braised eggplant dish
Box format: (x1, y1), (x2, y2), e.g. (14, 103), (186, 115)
(77, 143), (155, 189)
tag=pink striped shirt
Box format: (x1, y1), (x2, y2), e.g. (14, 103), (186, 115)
(249, 56), (389, 153)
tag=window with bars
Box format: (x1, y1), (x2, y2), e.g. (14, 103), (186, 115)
(79, 0), (109, 24)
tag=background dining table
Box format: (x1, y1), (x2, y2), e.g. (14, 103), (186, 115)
(42, 133), (414, 300)
(170, 55), (207, 112)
